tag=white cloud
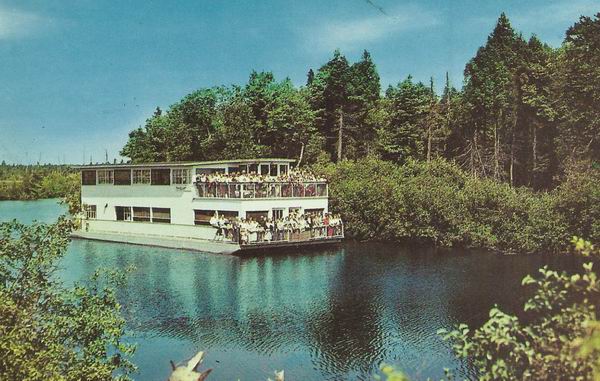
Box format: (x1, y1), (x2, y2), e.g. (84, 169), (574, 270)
(0, 6), (48, 40)
(302, 4), (440, 53)
(512, 0), (599, 29)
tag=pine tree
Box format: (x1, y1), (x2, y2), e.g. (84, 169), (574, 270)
(376, 76), (431, 163)
(517, 36), (557, 188)
(306, 69), (315, 86)
(462, 13), (526, 181)
(555, 12), (600, 167)
(346, 50), (381, 158)
(308, 50), (351, 161)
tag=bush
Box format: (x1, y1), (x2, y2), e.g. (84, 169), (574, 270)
(439, 239), (600, 380)
(0, 218), (135, 381)
(317, 157), (597, 254)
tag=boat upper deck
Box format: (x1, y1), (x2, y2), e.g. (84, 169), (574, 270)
(74, 158), (328, 200)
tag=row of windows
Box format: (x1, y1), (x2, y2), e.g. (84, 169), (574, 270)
(195, 164), (288, 176)
(114, 206), (171, 223)
(84, 206), (324, 224)
(82, 168), (191, 186)
(82, 164), (290, 186)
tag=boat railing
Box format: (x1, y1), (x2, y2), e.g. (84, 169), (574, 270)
(222, 223), (344, 245)
(195, 181), (328, 199)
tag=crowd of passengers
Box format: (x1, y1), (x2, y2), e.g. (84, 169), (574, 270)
(209, 211), (343, 244)
(195, 168), (326, 184)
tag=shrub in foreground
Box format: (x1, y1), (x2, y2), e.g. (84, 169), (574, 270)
(439, 239), (600, 380)
(0, 218), (135, 381)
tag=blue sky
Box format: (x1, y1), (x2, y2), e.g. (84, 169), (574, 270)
(1, 0), (597, 164)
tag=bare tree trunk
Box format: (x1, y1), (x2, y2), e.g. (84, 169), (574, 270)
(427, 123), (432, 162)
(337, 109), (343, 162)
(532, 125), (537, 186)
(297, 142), (305, 167)
(510, 138), (514, 186)
(493, 124), (499, 180)
(471, 131), (476, 177)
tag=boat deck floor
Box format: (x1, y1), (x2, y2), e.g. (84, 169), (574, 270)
(71, 231), (343, 255)
(70, 231), (240, 254)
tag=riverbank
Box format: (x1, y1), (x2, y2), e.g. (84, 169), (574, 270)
(0, 164), (78, 201)
(317, 158), (600, 254)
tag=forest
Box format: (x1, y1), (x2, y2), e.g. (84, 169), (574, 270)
(0, 162), (78, 201)
(121, 13), (600, 192)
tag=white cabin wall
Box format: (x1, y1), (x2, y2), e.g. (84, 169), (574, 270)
(82, 182), (328, 224)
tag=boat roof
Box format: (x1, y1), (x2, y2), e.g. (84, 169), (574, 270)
(71, 158), (296, 170)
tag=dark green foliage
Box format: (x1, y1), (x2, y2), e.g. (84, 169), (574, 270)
(114, 11), (600, 254)
(308, 50), (351, 161)
(0, 218), (135, 380)
(554, 13), (600, 166)
(440, 260), (599, 380)
(552, 163), (600, 244)
(376, 76), (432, 163)
(118, 11), (599, 187)
(318, 157), (598, 254)
(0, 163), (79, 201)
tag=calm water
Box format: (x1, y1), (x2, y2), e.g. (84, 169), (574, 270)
(0, 199), (582, 380)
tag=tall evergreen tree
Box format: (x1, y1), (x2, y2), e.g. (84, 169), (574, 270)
(376, 76), (431, 163)
(555, 12), (600, 167)
(306, 69), (315, 86)
(346, 50), (381, 158)
(265, 82), (325, 164)
(243, 71), (277, 146)
(462, 13), (526, 181)
(517, 36), (557, 188)
(309, 50), (351, 161)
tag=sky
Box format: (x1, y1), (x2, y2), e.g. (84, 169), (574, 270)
(1, 0), (598, 165)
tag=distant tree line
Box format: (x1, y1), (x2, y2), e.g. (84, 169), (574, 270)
(0, 161), (78, 200)
(122, 13), (600, 190)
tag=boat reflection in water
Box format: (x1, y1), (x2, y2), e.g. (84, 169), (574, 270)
(59, 239), (580, 381)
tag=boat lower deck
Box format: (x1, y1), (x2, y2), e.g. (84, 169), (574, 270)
(71, 230), (241, 254)
(71, 230), (343, 255)
(239, 236), (343, 252)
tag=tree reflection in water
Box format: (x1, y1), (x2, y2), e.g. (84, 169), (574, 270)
(60, 240), (579, 381)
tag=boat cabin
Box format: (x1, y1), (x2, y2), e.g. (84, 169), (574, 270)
(73, 159), (342, 253)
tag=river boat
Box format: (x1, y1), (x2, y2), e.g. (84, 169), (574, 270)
(71, 159), (343, 254)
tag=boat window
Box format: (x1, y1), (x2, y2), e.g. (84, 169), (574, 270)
(278, 164), (288, 175)
(151, 169), (170, 185)
(84, 205), (97, 219)
(246, 210), (268, 221)
(194, 210), (214, 225)
(248, 164), (258, 174)
(132, 207), (151, 222)
(81, 170), (96, 185)
(115, 206), (132, 221)
(219, 210), (239, 219)
(97, 170), (114, 184)
(172, 168), (191, 184)
(196, 168), (225, 175)
(272, 208), (284, 220)
(132, 169), (151, 184)
(305, 208), (324, 217)
(289, 207), (301, 215)
(227, 166), (239, 174)
(260, 164), (270, 175)
(114, 169), (131, 185)
(194, 210), (238, 225)
(270, 164), (278, 176)
(152, 208), (171, 223)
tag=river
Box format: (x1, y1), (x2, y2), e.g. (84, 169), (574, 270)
(0, 199), (582, 380)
